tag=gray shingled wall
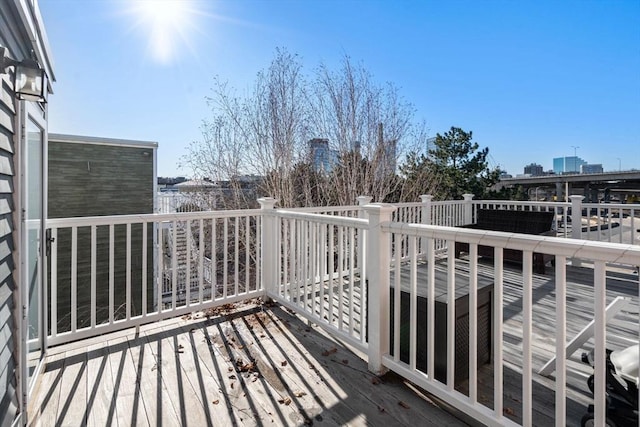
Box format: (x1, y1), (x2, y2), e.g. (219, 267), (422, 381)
(1, 3), (23, 424)
(48, 141), (155, 331)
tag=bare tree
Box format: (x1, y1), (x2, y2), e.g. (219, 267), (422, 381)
(310, 56), (418, 204)
(182, 49), (430, 208)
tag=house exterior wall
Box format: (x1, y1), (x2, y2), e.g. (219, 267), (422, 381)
(1, 1), (55, 426)
(0, 14), (19, 422)
(47, 135), (157, 332)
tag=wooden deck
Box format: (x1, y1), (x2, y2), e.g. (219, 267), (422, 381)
(27, 257), (639, 427)
(28, 301), (471, 427)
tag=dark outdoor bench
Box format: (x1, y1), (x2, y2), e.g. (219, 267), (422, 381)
(455, 209), (556, 274)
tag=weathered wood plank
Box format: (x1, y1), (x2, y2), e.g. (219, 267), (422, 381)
(142, 325), (210, 426)
(282, 307), (466, 426)
(105, 334), (150, 426)
(156, 322), (236, 427)
(124, 333), (178, 426)
(29, 351), (65, 426)
(85, 341), (116, 427)
(53, 345), (87, 426)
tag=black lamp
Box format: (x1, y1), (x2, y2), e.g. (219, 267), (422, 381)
(1, 47), (46, 103)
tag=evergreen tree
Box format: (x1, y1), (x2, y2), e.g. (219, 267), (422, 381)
(401, 127), (501, 200)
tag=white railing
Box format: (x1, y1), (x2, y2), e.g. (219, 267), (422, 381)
(262, 200), (638, 426)
(362, 205), (639, 427)
(46, 209), (263, 346)
(265, 207), (370, 352)
(44, 195), (640, 426)
(581, 201), (639, 244)
(258, 199), (639, 426)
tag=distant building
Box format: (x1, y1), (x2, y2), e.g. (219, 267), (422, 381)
(553, 156), (587, 174)
(376, 138), (397, 177)
(174, 179), (218, 192)
(581, 163), (603, 174)
(158, 176), (187, 191)
(524, 163), (544, 176)
(309, 138), (339, 172)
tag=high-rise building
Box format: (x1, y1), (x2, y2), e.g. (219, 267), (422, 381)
(552, 156), (587, 174)
(309, 138), (338, 172)
(524, 163), (544, 176)
(581, 164), (603, 174)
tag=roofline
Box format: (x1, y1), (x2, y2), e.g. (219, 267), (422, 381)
(12, 0), (56, 83)
(49, 133), (158, 149)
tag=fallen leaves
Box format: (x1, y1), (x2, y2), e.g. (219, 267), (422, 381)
(370, 376), (381, 385)
(204, 303), (237, 318)
(236, 359), (256, 373)
(398, 401), (410, 409)
(321, 347), (337, 357)
(278, 397), (292, 405)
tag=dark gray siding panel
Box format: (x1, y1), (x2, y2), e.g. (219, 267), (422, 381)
(48, 141), (155, 332)
(0, 54), (17, 427)
(0, 4), (20, 424)
(2, 0), (54, 424)
(48, 142), (154, 218)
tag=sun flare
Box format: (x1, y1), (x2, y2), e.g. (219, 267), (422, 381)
(126, 0), (202, 64)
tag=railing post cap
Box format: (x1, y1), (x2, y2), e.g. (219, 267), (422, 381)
(462, 194), (475, 201)
(420, 194), (433, 202)
(357, 195), (373, 205)
(362, 203), (397, 214)
(569, 195), (585, 202)
(258, 197), (278, 209)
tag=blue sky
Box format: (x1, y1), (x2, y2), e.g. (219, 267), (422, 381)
(39, 0), (640, 177)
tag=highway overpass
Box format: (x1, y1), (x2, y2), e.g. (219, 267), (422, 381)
(496, 170), (640, 201)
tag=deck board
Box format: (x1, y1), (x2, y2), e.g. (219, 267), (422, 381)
(107, 334), (151, 427)
(29, 258), (639, 427)
(55, 345), (88, 426)
(85, 341), (116, 427)
(29, 301), (469, 426)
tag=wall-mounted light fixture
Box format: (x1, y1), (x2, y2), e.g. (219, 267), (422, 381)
(1, 46), (47, 103)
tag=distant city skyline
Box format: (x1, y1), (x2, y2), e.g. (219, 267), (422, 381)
(39, 0), (640, 178)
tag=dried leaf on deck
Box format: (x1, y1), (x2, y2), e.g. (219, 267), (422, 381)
(321, 347), (337, 356)
(293, 391), (307, 397)
(237, 361), (255, 372)
(398, 401), (410, 409)
(278, 397), (292, 405)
